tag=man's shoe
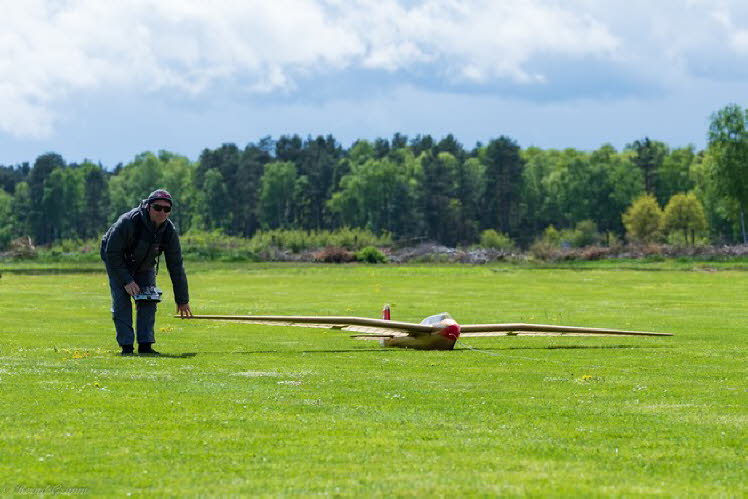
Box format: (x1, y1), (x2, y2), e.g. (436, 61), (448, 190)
(121, 344), (134, 356)
(138, 343), (160, 355)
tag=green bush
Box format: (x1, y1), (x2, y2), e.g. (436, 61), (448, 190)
(34, 238), (99, 262)
(541, 225), (561, 246)
(249, 228), (391, 253)
(339, 228), (387, 249)
(478, 229), (515, 250)
(537, 222), (600, 249)
(355, 246), (387, 263)
(181, 230), (259, 261)
(180, 228), (392, 261)
(569, 220), (600, 247)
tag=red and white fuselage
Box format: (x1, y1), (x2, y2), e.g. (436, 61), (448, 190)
(381, 312), (461, 350)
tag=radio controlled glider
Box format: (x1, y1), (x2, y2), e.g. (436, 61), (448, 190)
(179, 306), (671, 350)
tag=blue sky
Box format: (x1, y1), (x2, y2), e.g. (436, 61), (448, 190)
(2, 0), (748, 167)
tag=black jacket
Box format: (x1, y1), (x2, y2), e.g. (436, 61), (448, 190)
(101, 201), (189, 305)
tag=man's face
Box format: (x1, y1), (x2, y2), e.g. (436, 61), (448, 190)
(149, 201), (172, 225)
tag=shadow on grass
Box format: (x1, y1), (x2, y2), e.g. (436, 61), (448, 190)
(205, 344), (671, 355)
(543, 344), (666, 350)
(206, 349), (390, 355)
(119, 352), (198, 359)
(188, 348), (403, 355)
(456, 344), (671, 352)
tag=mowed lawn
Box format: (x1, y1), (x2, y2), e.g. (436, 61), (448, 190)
(0, 263), (745, 496)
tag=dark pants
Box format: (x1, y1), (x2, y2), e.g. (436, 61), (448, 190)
(107, 268), (157, 346)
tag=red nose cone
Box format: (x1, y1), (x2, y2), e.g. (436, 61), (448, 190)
(439, 323), (461, 341)
(382, 304), (391, 320)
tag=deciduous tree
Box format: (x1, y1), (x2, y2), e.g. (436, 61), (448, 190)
(622, 194), (663, 243)
(259, 161), (298, 229)
(707, 104), (748, 242)
(662, 192), (708, 246)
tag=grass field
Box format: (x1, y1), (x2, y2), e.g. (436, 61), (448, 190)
(0, 262), (745, 496)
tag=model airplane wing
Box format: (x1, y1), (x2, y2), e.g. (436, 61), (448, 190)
(459, 323), (671, 337)
(182, 315), (435, 338)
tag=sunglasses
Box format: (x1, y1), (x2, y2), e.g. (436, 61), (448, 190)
(151, 204), (172, 213)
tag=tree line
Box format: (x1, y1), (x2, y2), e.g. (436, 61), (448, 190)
(1, 104), (747, 251)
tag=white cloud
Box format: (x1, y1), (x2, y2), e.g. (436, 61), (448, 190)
(708, 3), (748, 54)
(0, 0), (365, 136)
(332, 0), (619, 82)
(3, 0), (748, 140)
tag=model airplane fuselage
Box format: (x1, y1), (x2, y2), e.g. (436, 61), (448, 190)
(179, 310), (671, 350)
(380, 313), (461, 350)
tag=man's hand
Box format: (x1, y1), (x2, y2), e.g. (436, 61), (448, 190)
(124, 281), (140, 296)
(177, 303), (193, 318)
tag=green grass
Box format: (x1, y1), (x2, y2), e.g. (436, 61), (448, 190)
(0, 263), (745, 496)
